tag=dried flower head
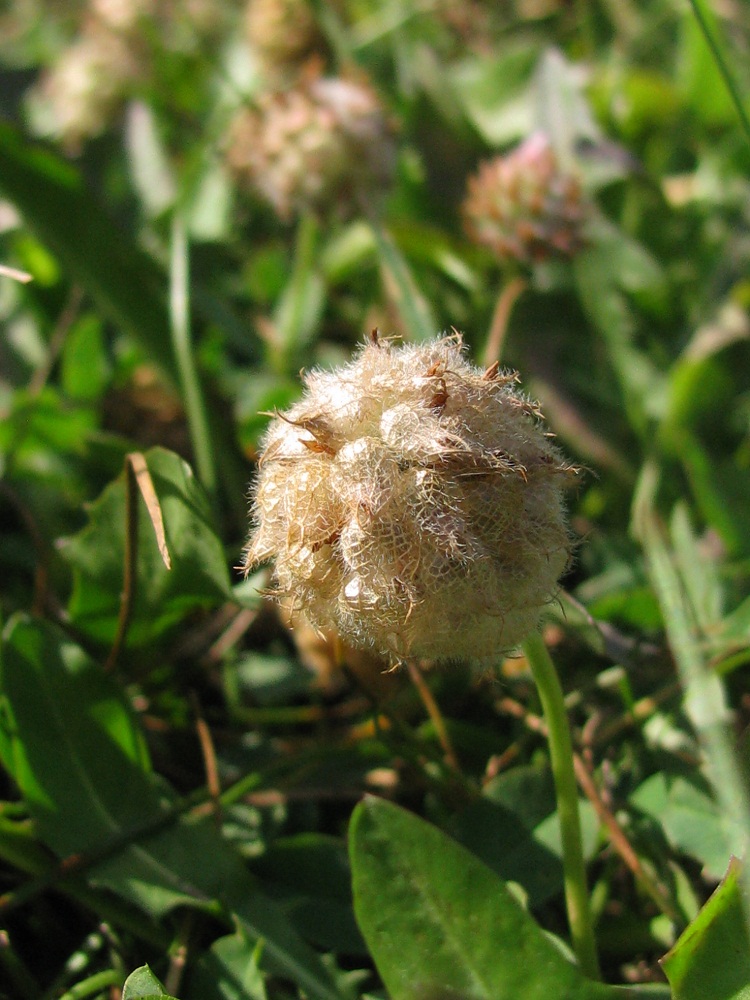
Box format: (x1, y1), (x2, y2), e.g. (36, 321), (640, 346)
(245, 0), (322, 77)
(226, 74), (395, 219)
(31, 23), (142, 150)
(92, 0), (222, 35)
(463, 132), (589, 265)
(28, 0), (225, 149)
(244, 334), (575, 663)
(91, 0), (152, 34)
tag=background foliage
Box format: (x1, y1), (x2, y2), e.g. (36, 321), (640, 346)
(1, 0), (750, 997)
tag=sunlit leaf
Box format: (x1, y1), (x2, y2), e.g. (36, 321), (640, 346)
(631, 772), (744, 880)
(349, 796), (618, 1000)
(662, 858), (750, 1000)
(123, 965), (178, 1000)
(450, 46), (537, 145)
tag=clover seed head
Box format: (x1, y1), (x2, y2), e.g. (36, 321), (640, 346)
(463, 133), (589, 266)
(244, 334), (575, 662)
(227, 73), (395, 220)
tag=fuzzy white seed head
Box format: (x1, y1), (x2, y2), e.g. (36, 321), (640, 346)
(244, 334), (576, 662)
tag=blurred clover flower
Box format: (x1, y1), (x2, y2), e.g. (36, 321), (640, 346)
(244, 0), (323, 79)
(30, 19), (142, 150)
(244, 334), (575, 662)
(92, 0), (220, 33)
(226, 73), (396, 220)
(28, 0), (225, 150)
(463, 132), (590, 266)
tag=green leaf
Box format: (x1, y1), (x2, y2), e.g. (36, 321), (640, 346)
(669, 502), (724, 634)
(669, 432), (750, 557)
(320, 220), (377, 284)
(716, 595), (750, 670)
(662, 858), (750, 999)
(64, 447), (233, 646)
(0, 121), (177, 383)
(532, 48), (600, 166)
(60, 315), (111, 402)
(349, 796), (617, 1000)
(630, 772), (744, 880)
(273, 212), (326, 360)
(184, 158), (233, 243)
(389, 221), (478, 293)
(450, 46), (537, 144)
(0, 388), (96, 473)
(123, 965), (178, 1000)
(0, 615), (155, 856)
(573, 228), (666, 435)
(184, 931), (268, 1000)
(369, 220), (438, 343)
(125, 103), (177, 220)
(253, 833), (366, 955)
(449, 765), (598, 908)
(661, 355), (735, 447)
(677, 5), (736, 128)
(0, 615), (346, 1000)
(233, 652), (313, 707)
(632, 471), (750, 893)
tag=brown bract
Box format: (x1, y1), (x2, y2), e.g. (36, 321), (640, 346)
(244, 334), (576, 662)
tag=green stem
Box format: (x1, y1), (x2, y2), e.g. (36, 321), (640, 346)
(632, 460), (750, 927)
(169, 212), (217, 505)
(57, 969), (122, 1000)
(0, 929), (40, 1000)
(687, 0), (750, 148)
(522, 630), (601, 980)
(272, 210), (321, 370)
(482, 275), (527, 367)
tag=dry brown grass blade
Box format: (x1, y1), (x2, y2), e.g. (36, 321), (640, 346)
(128, 451), (172, 570)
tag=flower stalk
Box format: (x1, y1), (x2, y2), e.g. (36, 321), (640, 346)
(522, 629), (600, 980)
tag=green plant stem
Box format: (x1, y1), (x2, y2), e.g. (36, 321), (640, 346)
(522, 630), (601, 980)
(687, 0), (750, 148)
(169, 212), (217, 504)
(0, 929), (40, 1000)
(483, 275), (526, 367)
(633, 460), (750, 927)
(272, 210), (321, 369)
(57, 969), (122, 1000)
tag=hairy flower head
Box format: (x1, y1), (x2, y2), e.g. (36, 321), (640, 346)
(244, 334), (575, 663)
